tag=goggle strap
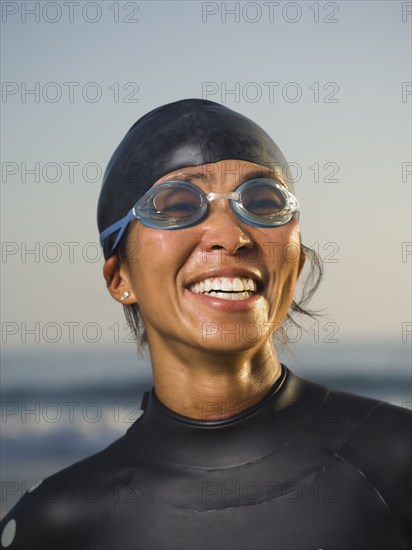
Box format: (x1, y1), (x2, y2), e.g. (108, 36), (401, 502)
(99, 209), (135, 251)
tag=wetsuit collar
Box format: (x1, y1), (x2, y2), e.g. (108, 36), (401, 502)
(129, 365), (320, 469)
(149, 364), (288, 427)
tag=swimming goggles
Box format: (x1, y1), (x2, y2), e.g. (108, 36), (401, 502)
(100, 178), (300, 253)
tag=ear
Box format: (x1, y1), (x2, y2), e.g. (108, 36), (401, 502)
(103, 256), (137, 304)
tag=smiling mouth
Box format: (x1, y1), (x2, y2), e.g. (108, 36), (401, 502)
(188, 277), (259, 301)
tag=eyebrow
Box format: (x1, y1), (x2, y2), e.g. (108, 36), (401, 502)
(161, 167), (281, 185)
(162, 172), (214, 183)
(240, 167), (278, 181)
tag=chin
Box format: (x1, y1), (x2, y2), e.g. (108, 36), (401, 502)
(195, 331), (268, 354)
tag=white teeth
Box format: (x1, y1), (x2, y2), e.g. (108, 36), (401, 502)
(221, 278), (232, 291)
(189, 277), (258, 296)
(212, 279), (221, 291)
(232, 278), (243, 292)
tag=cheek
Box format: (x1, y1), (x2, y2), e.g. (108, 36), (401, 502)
(280, 230), (302, 275)
(277, 227), (302, 287)
(125, 227), (196, 293)
(262, 223), (301, 273)
(263, 224), (301, 319)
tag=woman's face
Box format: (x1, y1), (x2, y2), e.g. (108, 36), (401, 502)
(118, 159), (304, 353)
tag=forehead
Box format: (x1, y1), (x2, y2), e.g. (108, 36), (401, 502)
(153, 159), (287, 187)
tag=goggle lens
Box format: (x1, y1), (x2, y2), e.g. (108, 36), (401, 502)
(152, 187), (203, 220)
(240, 183), (286, 216)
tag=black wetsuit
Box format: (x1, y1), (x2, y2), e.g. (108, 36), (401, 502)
(1, 365), (411, 550)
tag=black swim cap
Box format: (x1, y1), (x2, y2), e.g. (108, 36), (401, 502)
(97, 98), (292, 259)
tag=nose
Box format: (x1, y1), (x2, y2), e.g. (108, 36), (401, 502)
(200, 198), (255, 255)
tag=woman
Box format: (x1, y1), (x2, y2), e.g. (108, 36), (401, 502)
(1, 99), (410, 549)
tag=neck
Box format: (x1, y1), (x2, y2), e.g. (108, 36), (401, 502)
(147, 336), (282, 421)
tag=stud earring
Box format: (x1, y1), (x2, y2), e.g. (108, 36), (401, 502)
(120, 291), (130, 301)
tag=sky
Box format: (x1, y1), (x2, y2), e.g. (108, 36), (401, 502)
(1, 0), (411, 356)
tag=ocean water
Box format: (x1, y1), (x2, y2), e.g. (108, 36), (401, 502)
(1, 342), (411, 517)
